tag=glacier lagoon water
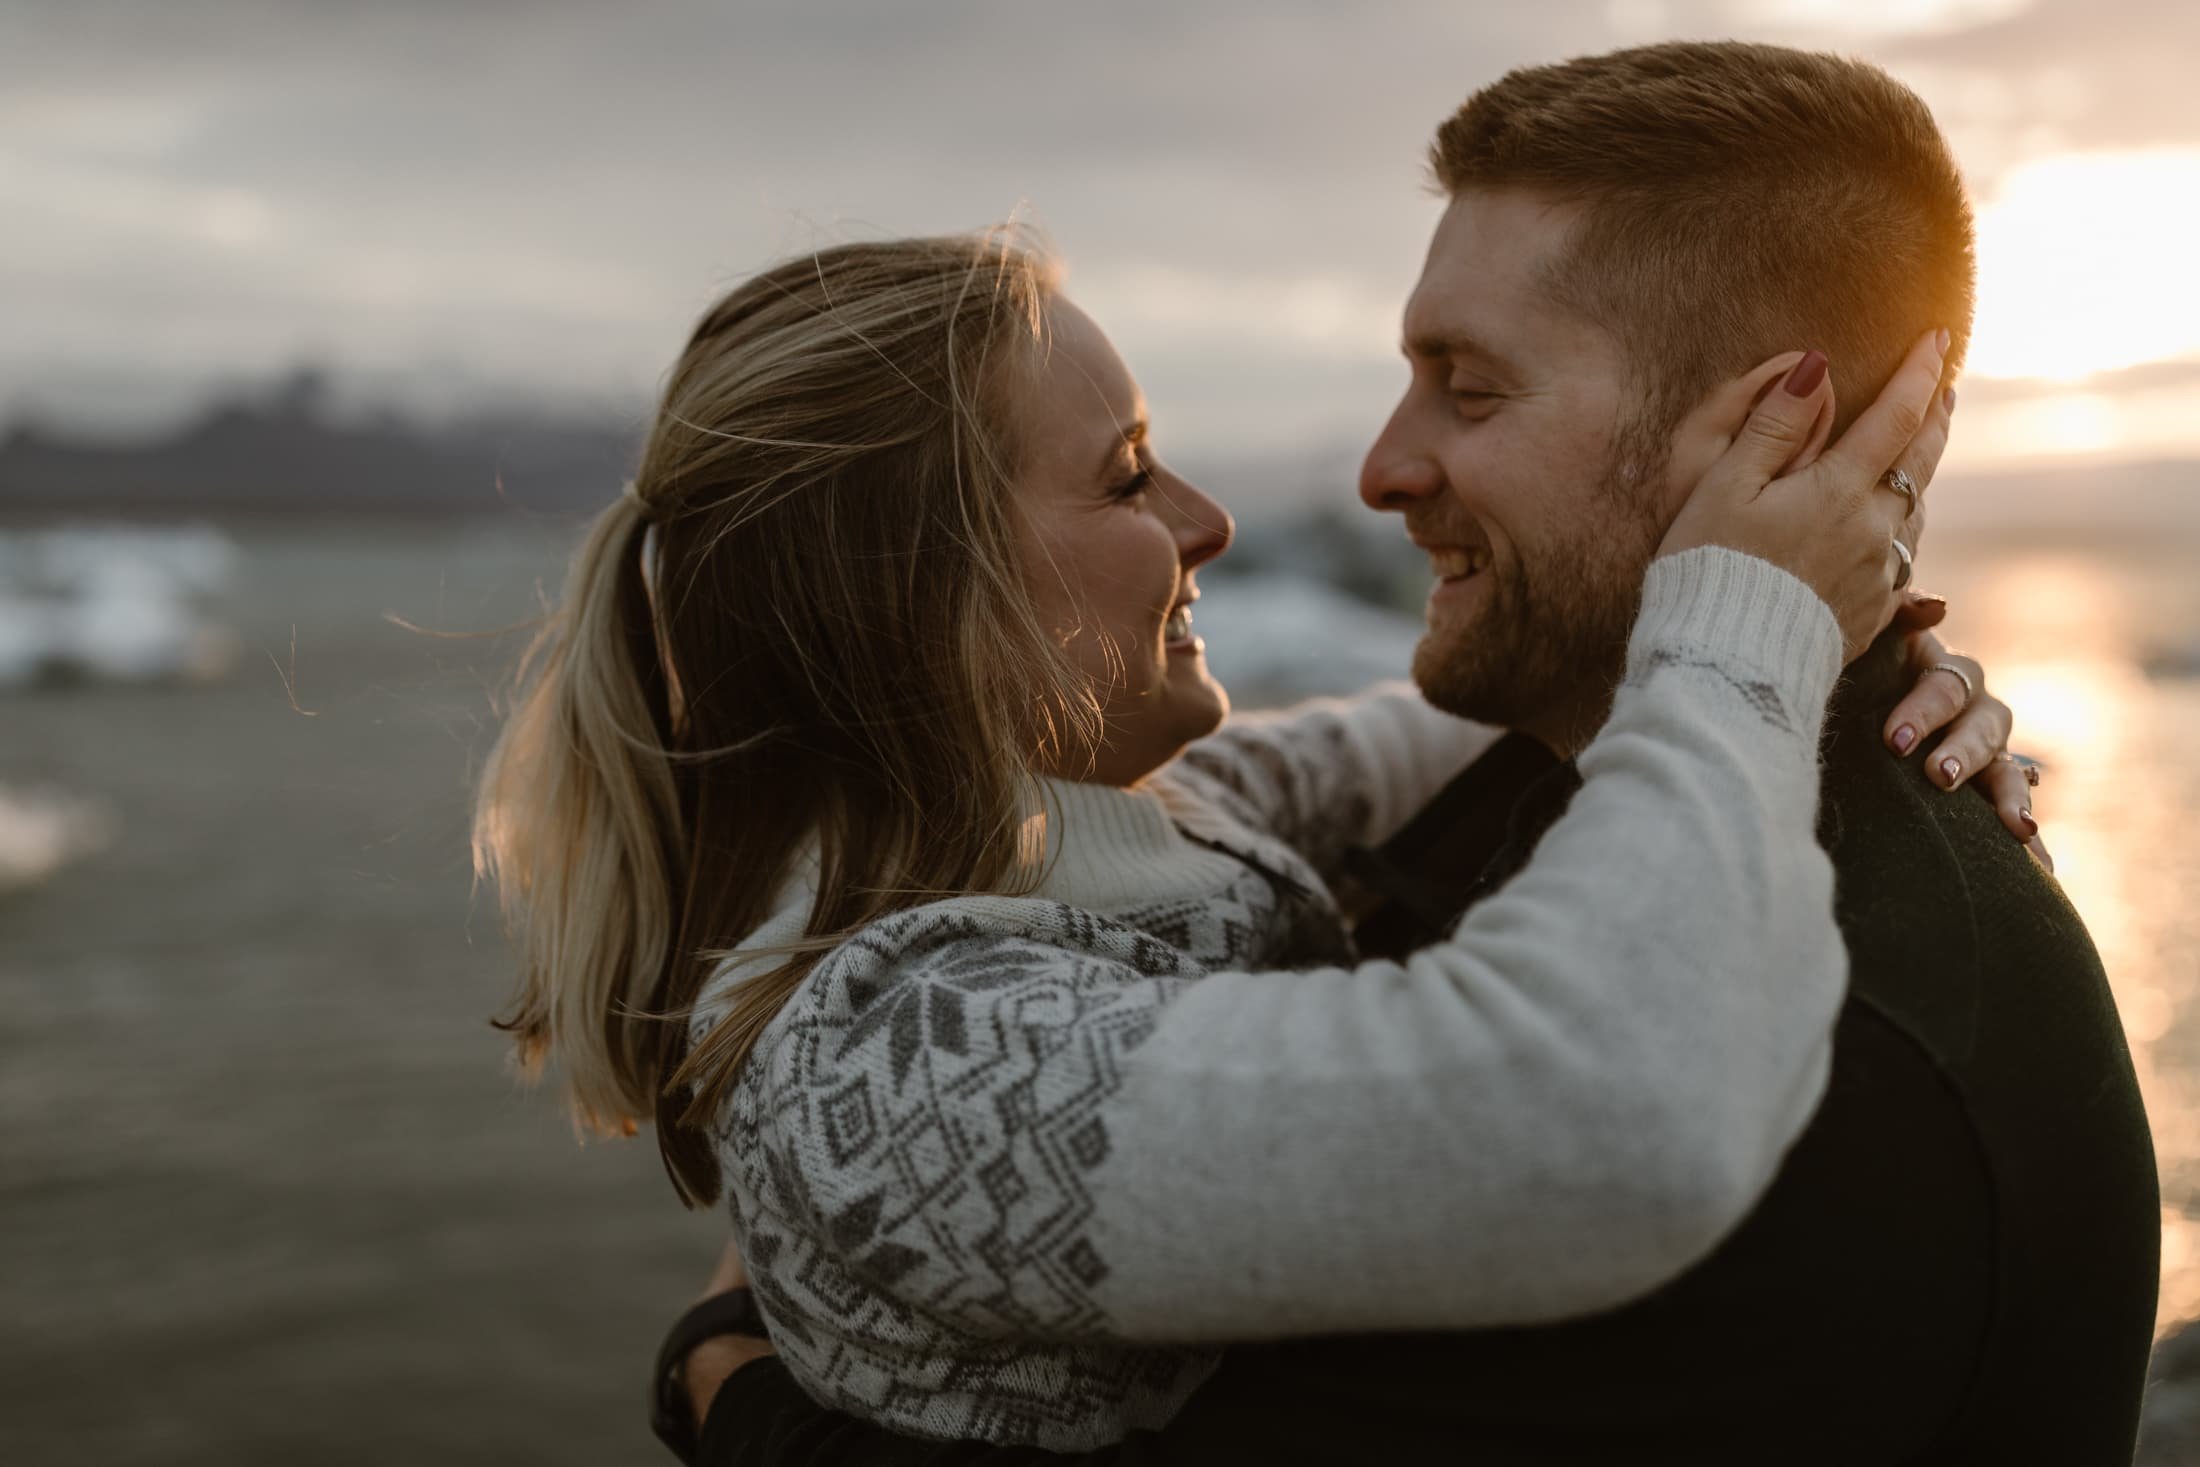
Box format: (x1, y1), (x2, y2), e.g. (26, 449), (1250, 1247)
(4, 517), (2198, 1462)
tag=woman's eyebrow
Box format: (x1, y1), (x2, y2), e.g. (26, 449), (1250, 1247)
(1092, 419), (1148, 481)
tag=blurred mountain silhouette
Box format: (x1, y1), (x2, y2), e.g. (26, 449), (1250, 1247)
(4, 367), (2196, 532)
(0, 369), (642, 520)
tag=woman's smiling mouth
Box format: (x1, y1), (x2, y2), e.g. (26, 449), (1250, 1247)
(1164, 597), (1200, 651)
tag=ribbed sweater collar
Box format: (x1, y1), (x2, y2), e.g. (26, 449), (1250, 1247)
(717, 775), (1251, 991)
(1026, 775), (1247, 914)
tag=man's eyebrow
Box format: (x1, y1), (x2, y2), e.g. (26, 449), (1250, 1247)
(1093, 419), (1148, 481)
(1402, 330), (1514, 372)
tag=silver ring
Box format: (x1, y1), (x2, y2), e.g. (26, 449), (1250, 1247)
(1930, 658), (1975, 706)
(1880, 466), (1920, 517)
(1891, 537), (1914, 591)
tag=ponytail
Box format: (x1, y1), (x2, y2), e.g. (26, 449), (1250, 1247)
(477, 231), (1077, 1208)
(476, 490), (684, 1138)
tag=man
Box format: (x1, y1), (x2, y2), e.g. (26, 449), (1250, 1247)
(663, 42), (2158, 1464)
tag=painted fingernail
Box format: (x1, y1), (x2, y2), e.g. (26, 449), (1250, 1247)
(1941, 755), (1963, 786)
(1891, 724), (1917, 754)
(2019, 809), (2038, 836)
(1908, 592), (1948, 611)
(1783, 350), (1829, 397)
(1936, 327), (1952, 356)
(1943, 386), (1958, 414)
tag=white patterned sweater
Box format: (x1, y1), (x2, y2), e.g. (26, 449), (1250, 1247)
(693, 549), (1850, 1450)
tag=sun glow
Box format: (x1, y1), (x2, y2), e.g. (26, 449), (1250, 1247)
(1967, 148), (2200, 383)
(1725, 0), (2032, 36)
(1991, 662), (2120, 763)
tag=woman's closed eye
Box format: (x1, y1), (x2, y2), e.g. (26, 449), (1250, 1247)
(1112, 464), (1155, 501)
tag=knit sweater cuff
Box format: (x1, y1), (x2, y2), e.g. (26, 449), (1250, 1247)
(1630, 547), (1844, 715)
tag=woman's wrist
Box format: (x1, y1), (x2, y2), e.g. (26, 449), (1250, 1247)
(1631, 546), (1845, 715)
(687, 1333), (779, 1434)
(652, 1286), (775, 1464)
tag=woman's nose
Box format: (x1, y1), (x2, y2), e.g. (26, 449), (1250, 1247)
(1164, 477), (1234, 571)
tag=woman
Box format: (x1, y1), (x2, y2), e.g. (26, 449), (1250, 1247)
(474, 232), (2027, 1451)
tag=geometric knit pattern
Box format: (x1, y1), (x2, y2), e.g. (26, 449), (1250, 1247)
(722, 856), (1350, 1449)
(1626, 647), (1798, 735)
(1173, 712), (1380, 886)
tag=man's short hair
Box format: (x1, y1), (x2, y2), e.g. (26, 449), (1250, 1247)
(1431, 41), (1975, 435)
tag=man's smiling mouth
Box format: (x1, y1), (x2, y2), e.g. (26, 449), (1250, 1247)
(1425, 546), (1489, 582)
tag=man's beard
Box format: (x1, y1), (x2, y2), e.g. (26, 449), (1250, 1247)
(1412, 418), (1671, 742)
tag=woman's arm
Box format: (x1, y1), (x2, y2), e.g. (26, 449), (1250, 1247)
(665, 1249), (1114, 1467)
(1168, 608), (2043, 891)
(1085, 548), (1847, 1336)
(737, 547), (1844, 1344)
(733, 334), (1945, 1349)
(684, 553), (1840, 1462)
(1170, 685), (1499, 881)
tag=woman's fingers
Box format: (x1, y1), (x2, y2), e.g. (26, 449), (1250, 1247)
(1883, 637), (1972, 754)
(1653, 348), (1837, 560)
(1976, 753), (2043, 843)
(1881, 379), (1956, 524)
(1816, 328), (1951, 500)
(1730, 349), (1838, 482)
(1888, 590), (1950, 633)
(1882, 635), (2041, 846)
(1924, 680), (2012, 793)
(1660, 350), (1835, 547)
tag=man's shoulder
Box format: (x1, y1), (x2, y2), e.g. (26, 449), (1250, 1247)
(1811, 706), (2157, 1460)
(1815, 717), (2104, 1051)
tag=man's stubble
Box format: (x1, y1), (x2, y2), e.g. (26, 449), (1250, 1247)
(1411, 414), (1672, 751)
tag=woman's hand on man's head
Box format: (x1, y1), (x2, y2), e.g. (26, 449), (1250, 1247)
(1657, 328), (1954, 662)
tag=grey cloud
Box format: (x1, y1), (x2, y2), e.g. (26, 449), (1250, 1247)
(1881, 0), (2200, 154)
(4, 0), (1622, 433)
(4, 0), (2193, 455)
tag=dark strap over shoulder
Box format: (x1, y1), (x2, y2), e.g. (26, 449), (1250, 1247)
(1344, 730), (1572, 961)
(652, 1287), (771, 1465)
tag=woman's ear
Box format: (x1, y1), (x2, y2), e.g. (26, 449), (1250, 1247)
(1661, 352), (1838, 505)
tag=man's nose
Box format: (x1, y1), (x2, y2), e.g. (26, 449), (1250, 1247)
(1359, 413), (1447, 512)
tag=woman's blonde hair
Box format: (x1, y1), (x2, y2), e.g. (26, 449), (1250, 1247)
(474, 231), (1090, 1205)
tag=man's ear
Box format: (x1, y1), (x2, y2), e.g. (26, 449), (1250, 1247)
(1660, 352), (1836, 505)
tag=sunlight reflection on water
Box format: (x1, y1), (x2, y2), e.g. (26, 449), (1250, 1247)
(1924, 534), (2200, 1335)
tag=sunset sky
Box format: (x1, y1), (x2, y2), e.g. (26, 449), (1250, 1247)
(4, 0), (2197, 488)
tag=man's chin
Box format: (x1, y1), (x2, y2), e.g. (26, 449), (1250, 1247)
(1411, 632), (1509, 723)
(1411, 629), (1580, 731)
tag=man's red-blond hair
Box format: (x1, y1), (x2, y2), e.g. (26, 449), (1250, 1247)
(1431, 42), (1975, 434)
